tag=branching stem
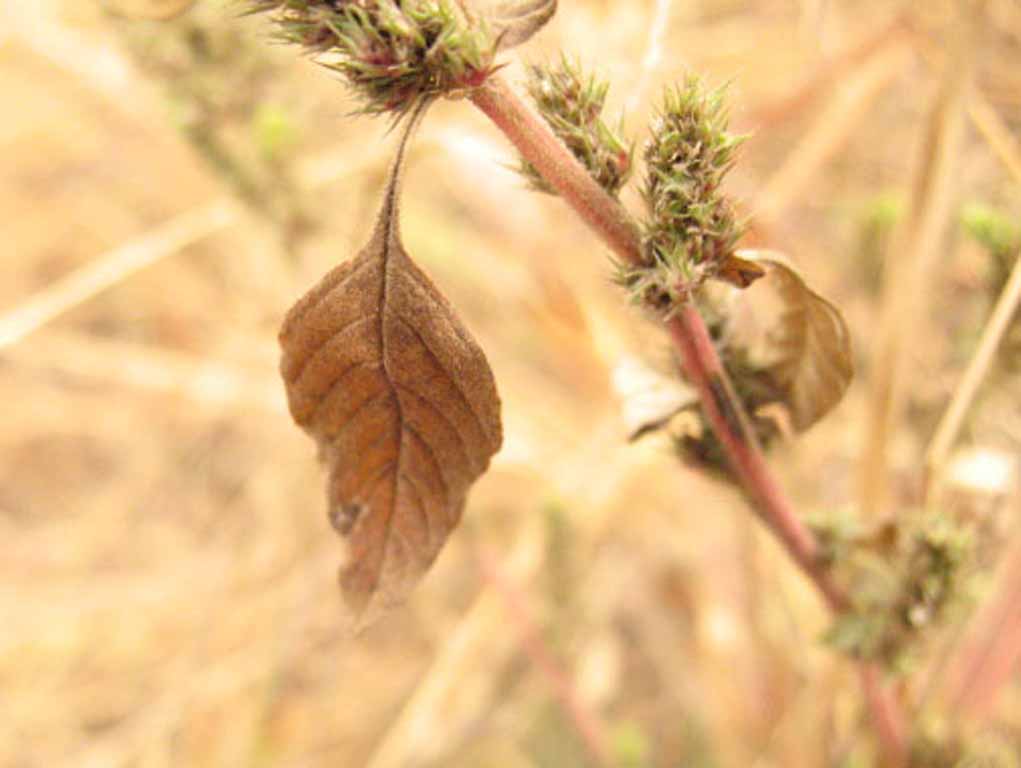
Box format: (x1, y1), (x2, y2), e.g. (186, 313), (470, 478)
(470, 73), (842, 607)
(469, 75), (641, 266)
(470, 71), (907, 766)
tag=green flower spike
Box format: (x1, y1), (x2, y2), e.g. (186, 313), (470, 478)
(625, 76), (746, 312)
(518, 56), (632, 196)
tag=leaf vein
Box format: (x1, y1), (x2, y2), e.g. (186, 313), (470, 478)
(403, 422), (452, 508)
(290, 314), (379, 383)
(321, 386), (392, 444)
(394, 382), (477, 475)
(392, 315), (492, 449)
(398, 472), (433, 550)
(282, 255), (377, 342)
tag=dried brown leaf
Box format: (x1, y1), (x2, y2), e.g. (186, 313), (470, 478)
(279, 117), (502, 625)
(475, 0), (557, 49)
(716, 252), (767, 289)
(734, 250), (853, 432)
(630, 252), (851, 480)
(612, 356), (697, 441)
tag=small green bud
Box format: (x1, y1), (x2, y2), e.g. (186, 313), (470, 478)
(961, 202), (1021, 258)
(252, 103), (300, 159)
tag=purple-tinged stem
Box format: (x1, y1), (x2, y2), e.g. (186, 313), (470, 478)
(471, 73), (846, 610)
(469, 71), (906, 765)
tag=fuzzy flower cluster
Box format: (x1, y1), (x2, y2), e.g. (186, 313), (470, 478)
(629, 77), (745, 309)
(519, 57), (632, 196)
(823, 514), (971, 671)
(244, 0), (495, 116)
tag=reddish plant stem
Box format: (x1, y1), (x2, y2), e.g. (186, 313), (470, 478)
(667, 305), (849, 611)
(471, 73), (848, 610)
(861, 663), (909, 767)
(470, 72), (908, 764)
(477, 545), (612, 767)
(947, 536), (1021, 720)
(469, 76), (642, 267)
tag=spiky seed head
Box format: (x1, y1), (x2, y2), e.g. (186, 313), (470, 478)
(243, 0), (497, 117)
(518, 56), (632, 196)
(633, 76), (747, 310)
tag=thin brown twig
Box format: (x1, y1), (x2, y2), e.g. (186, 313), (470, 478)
(753, 42), (911, 224)
(968, 91), (1021, 185)
(860, 0), (983, 520)
(925, 252), (1021, 500)
(476, 544), (613, 767)
(469, 71), (908, 765)
(0, 200), (237, 350)
(746, 9), (911, 131)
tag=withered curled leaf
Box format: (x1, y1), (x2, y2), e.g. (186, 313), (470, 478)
(733, 250), (853, 432)
(612, 356), (697, 441)
(474, 0), (557, 49)
(716, 252), (767, 289)
(279, 110), (502, 625)
(633, 251), (853, 482)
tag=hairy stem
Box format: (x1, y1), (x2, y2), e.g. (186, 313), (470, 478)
(470, 71), (906, 764)
(471, 72), (842, 606)
(470, 75), (641, 265)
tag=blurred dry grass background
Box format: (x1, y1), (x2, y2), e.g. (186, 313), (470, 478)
(2, 1), (1021, 766)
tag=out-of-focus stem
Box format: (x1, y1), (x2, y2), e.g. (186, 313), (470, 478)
(469, 71), (907, 764)
(861, 663), (909, 767)
(947, 536), (1021, 720)
(476, 545), (612, 767)
(860, 0), (983, 520)
(926, 252), (1021, 500)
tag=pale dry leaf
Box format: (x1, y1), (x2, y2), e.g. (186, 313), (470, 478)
(279, 115), (502, 625)
(103, 0), (197, 20)
(736, 250), (853, 432)
(474, 0), (557, 49)
(611, 356), (697, 441)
